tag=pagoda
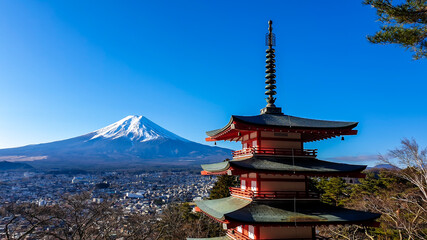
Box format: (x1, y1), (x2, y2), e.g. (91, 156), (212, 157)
(189, 21), (380, 240)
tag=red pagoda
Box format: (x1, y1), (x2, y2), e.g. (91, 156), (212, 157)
(189, 21), (380, 240)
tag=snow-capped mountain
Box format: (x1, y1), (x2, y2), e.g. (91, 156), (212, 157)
(90, 115), (189, 142)
(0, 115), (231, 169)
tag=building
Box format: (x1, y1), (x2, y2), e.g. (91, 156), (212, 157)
(189, 21), (380, 240)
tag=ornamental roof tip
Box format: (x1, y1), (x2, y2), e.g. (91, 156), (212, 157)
(262, 20), (282, 114)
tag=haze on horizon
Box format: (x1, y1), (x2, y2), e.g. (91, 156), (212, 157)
(0, 0), (426, 167)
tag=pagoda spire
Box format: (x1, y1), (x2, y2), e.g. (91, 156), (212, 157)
(261, 20), (283, 115)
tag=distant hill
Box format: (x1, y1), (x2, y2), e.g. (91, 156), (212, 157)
(0, 115), (232, 170)
(0, 161), (35, 171)
(367, 164), (400, 170)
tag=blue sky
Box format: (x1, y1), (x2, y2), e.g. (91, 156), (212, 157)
(0, 1), (426, 166)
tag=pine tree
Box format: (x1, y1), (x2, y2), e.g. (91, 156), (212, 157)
(364, 0), (427, 59)
(209, 175), (239, 200)
(316, 177), (350, 206)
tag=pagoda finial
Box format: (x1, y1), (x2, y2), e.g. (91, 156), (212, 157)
(261, 20), (282, 115)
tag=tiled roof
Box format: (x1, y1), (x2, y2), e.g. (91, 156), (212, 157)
(196, 197), (380, 225)
(207, 114), (358, 137)
(201, 156), (366, 175)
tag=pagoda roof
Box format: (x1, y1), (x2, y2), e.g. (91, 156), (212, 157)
(207, 114), (358, 137)
(196, 196), (252, 220)
(201, 156), (366, 177)
(196, 197), (380, 227)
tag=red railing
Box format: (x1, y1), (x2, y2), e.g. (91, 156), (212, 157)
(230, 187), (319, 200)
(232, 147), (317, 158)
(227, 225), (328, 240)
(227, 229), (250, 240)
(254, 191), (319, 199)
(232, 148), (254, 157)
(229, 187), (254, 199)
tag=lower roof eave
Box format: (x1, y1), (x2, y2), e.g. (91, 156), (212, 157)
(196, 197), (381, 229)
(201, 170), (228, 176)
(233, 168), (367, 178)
(201, 168), (366, 178)
(197, 207), (228, 224)
(225, 219), (381, 228)
(199, 211), (381, 228)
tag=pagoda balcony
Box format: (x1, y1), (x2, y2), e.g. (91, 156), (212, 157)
(226, 229), (250, 240)
(232, 147), (317, 159)
(230, 187), (320, 200)
(226, 229), (329, 240)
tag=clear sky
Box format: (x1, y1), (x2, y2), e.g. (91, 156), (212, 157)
(0, 1), (425, 166)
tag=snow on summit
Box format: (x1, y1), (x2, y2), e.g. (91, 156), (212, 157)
(90, 115), (189, 142)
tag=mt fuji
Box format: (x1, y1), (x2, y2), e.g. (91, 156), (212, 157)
(90, 115), (190, 143)
(0, 116), (232, 169)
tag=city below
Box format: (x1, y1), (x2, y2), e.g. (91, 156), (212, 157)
(0, 169), (215, 237)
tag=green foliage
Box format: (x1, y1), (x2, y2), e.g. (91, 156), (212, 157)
(178, 202), (198, 221)
(363, 0), (427, 59)
(209, 175), (239, 200)
(317, 169), (426, 239)
(316, 177), (350, 206)
(352, 170), (405, 197)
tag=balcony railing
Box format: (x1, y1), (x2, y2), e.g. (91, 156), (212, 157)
(230, 187), (320, 200)
(226, 228), (329, 240)
(232, 147), (317, 158)
(227, 229), (250, 240)
(229, 187), (254, 199)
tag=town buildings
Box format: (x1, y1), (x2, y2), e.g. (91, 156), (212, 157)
(0, 170), (215, 239)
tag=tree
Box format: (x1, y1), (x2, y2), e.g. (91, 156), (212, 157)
(316, 139), (427, 240)
(120, 213), (162, 240)
(328, 139), (427, 240)
(363, 0), (427, 59)
(317, 170), (426, 240)
(379, 138), (426, 205)
(1, 203), (55, 240)
(0, 192), (161, 240)
(316, 177), (350, 206)
(353, 171), (425, 239)
(373, 138), (427, 239)
(208, 175), (239, 200)
(157, 203), (222, 239)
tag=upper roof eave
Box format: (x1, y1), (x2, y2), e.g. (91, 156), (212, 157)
(206, 114), (358, 138)
(206, 117), (234, 138)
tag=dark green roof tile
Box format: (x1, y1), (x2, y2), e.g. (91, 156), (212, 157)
(196, 197), (380, 225)
(207, 114), (358, 137)
(201, 156), (366, 174)
(195, 196), (251, 220)
(201, 161), (230, 173)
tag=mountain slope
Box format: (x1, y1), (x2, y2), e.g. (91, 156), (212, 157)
(0, 116), (231, 169)
(0, 161), (35, 171)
